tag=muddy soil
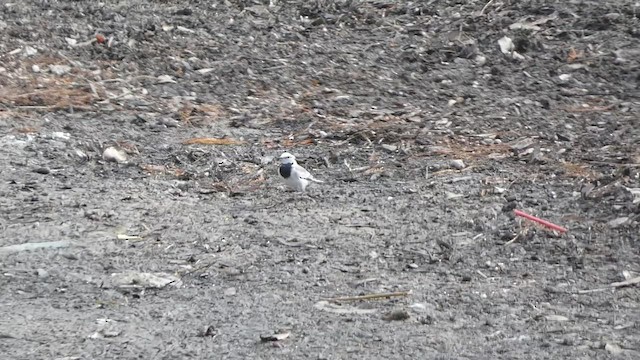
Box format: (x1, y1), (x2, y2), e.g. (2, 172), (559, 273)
(1, 1), (639, 359)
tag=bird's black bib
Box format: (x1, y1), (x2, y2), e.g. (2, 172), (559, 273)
(279, 163), (292, 179)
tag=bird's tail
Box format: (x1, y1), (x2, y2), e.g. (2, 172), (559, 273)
(308, 177), (324, 183)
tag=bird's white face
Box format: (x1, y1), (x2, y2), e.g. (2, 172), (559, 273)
(279, 152), (295, 164)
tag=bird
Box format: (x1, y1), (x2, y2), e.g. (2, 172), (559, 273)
(278, 152), (323, 192)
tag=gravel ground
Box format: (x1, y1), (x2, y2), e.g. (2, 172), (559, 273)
(1, 1), (639, 359)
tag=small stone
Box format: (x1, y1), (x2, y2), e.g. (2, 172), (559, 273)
(498, 36), (514, 54)
(383, 309), (410, 321)
(49, 64), (71, 76)
(157, 118), (179, 127)
(33, 167), (50, 175)
(102, 147), (127, 163)
(24, 46), (38, 57)
(445, 191), (463, 200)
(605, 342), (623, 355)
(474, 55), (486, 66)
(558, 74), (572, 82)
(35, 268), (49, 278)
(31, 64), (40, 73)
(259, 156), (274, 165)
(449, 159), (465, 169)
(607, 217), (629, 228)
(50, 132), (71, 141)
(407, 263), (418, 269)
(224, 287), (236, 296)
(157, 75), (176, 84)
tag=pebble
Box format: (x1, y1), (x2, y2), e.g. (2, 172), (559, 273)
(50, 132), (71, 141)
(382, 309), (410, 321)
(35, 268), (49, 278)
(607, 217), (628, 228)
(157, 118), (179, 128)
(605, 342), (623, 355)
(49, 64), (71, 76)
(157, 74), (176, 84)
(449, 159), (466, 169)
(260, 155), (274, 165)
(224, 287), (237, 296)
(33, 167), (50, 175)
(24, 46), (38, 57)
(102, 147), (127, 163)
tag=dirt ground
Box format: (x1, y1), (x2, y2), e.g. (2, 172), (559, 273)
(1, 0), (639, 359)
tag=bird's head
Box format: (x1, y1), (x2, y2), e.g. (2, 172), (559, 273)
(279, 152), (296, 165)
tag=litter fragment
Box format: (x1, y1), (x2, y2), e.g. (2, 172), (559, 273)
(514, 209), (567, 233)
(545, 315), (569, 322)
(260, 332), (290, 342)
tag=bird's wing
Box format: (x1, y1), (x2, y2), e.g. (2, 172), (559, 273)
(293, 163), (323, 183)
(293, 163), (312, 178)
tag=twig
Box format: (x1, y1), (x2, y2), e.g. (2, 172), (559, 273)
(577, 276), (640, 294)
(476, 270), (488, 279)
(611, 276), (640, 288)
(326, 291), (411, 303)
(503, 233), (520, 246)
(479, 0), (495, 15)
(584, 160), (640, 167)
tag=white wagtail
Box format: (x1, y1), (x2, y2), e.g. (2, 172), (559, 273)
(278, 152), (323, 192)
